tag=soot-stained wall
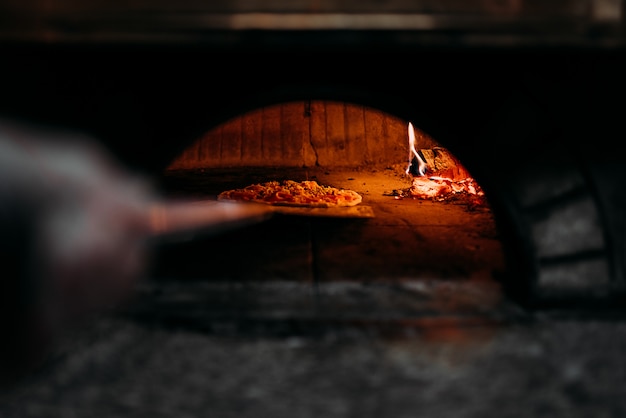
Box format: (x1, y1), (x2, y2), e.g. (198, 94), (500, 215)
(167, 101), (440, 170)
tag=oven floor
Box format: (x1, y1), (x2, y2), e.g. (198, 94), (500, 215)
(4, 168), (624, 417)
(151, 166), (506, 283)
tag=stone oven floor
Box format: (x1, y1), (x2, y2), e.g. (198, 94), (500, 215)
(151, 166), (506, 283)
(2, 167), (625, 417)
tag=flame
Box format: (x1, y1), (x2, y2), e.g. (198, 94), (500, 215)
(406, 122), (428, 176)
(390, 130), (487, 204)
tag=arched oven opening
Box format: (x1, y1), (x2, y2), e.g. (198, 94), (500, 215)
(161, 106), (501, 260)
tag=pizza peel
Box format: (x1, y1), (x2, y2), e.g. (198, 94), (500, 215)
(147, 200), (274, 241)
(147, 199), (374, 241)
(213, 196), (375, 218)
(267, 204), (375, 218)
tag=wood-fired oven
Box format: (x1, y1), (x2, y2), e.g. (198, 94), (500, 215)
(1, 0), (626, 323)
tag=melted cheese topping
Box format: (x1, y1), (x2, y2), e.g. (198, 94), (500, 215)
(218, 180), (362, 207)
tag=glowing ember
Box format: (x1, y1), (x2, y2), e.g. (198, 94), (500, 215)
(406, 122), (428, 176)
(409, 176), (484, 201)
(392, 133), (487, 206)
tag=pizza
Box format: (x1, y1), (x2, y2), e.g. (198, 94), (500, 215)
(217, 180), (363, 208)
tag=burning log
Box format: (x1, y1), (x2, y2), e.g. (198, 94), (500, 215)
(419, 147), (471, 181)
(391, 136), (486, 206)
(408, 146), (485, 203)
(409, 175), (483, 201)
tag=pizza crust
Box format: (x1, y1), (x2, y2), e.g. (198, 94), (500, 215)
(217, 180), (362, 208)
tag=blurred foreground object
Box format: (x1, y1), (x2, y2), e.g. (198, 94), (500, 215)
(0, 118), (276, 384)
(0, 118), (154, 383)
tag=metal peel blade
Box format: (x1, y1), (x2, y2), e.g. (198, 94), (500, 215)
(147, 200), (275, 240)
(146, 199), (375, 242)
